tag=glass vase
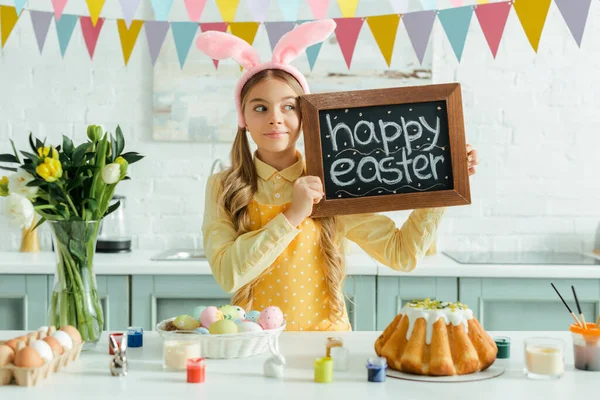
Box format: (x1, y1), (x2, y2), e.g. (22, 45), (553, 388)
(48, 220), (104, 350)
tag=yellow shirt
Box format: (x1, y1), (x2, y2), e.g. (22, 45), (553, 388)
(202, 151), (445, 331)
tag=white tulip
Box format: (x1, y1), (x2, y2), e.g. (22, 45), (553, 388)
(8, 169), (38, 199)
(2, 193), (35, 229)
(101, 163), (121, 184)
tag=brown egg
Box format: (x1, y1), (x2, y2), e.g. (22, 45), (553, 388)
(5, 336), (27, 352)
(60, 325), (82, 345)
(43, 336), (64, 356)
(14, 346), (44, 368)
(0, 345), (14, 366)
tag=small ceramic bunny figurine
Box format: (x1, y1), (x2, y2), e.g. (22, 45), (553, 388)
(263, 337), (286, 379)
(109, 333), (128, 377)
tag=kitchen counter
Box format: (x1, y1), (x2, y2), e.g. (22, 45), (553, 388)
(2, 250), (600, 278)
(0, 330), (592, 399)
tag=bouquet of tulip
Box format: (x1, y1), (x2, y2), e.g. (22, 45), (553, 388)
(0, 125), (143, 347)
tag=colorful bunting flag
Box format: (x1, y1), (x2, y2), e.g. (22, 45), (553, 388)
(200, 22), (228, 68)
(336, 0), (359, 18)
(171, 22), (198, 69)
(80, 16), (104, 59)
(389, 0), (408, 13)
(438, 5), (473, 62)
(145, 21), (169, 66)
(402, 10), (436, 65)
(85, 0), (105, 27)
(298, 19), (322, 71)
(215, 0), (240, 22)
(449, 0), (463, 6)
(150, 0), (174, 21)
(334, 17), (363, 69)
(513, 0), (551, 52)
(277, 0), (301, 21)
(475, 2), (511, 59)
(1, 6), (18, 48)
(55, 14), (77, 57)
(420, 0), (436, 11)
(13, 0), (26, 15)
(308, 0), (329, 19)
(247, 0), (270, 22)
(184, 0), (207, 22)
(117, 18), (143, 65)
(265, 21), (295, 50)
(554, 0), (591, 48)
(476, 0), (488, 3)
(51, 0), (68, 22)
(30, 10), (53, 54)
(119, 0), (141, 28)
(366, 14), (400, 67)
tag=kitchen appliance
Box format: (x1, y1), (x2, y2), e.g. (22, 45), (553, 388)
(442, 251), (599, 265)
(96, 194), (132, 253)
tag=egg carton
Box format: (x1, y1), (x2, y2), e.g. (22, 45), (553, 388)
(0, 341), (83, 387)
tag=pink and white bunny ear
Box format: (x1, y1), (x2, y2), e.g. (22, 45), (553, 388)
(196, 31), (261, 70)
(271, 19), (336, 65)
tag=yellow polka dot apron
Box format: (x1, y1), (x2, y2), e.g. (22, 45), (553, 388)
(248, 200), (351, 331)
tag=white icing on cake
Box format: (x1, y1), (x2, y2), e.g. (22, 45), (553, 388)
(401, 299), (474, 345)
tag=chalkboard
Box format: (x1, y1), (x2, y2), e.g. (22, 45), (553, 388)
(299, 83), (470, 218)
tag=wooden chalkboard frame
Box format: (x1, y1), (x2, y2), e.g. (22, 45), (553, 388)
(299, 83), (471, 218)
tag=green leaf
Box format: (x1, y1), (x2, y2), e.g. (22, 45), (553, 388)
(20, 151), (39, 161)
(119, 152), (144, 164)
(62, 135), (74, 157)
(28, 133), (36, 153)
(103, 200), (121, 218)
(26, 179), (47, 187)
(0, 166), (17, 172)
(121, 176), (131, 181)
(111, 135), (117, 164)
(32, 216), (47, 231)
(72, 143), (90, 164)
(35, 138), (44, 151)
(10, 140), (20, 163)
(0, 154), (19, 163)
(116, 126), (125, 157)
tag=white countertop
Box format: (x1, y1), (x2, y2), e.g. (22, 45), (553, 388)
(1, 250), (600, 278)
(0, 330), (593, 399)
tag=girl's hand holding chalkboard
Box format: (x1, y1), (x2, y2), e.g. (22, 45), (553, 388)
(283, 176), (324, 226)
(467, 144), (479, 176)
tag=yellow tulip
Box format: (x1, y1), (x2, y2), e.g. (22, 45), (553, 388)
(36, 157), (63, 183)
(37, 146), (59, 160)
(0, 176), (8, 197)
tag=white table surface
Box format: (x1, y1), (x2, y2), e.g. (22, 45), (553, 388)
(0, 330), (595, 399)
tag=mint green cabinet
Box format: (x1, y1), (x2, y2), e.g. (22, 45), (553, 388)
(459, 278), (600, 331)
(131, 275), (377, 331)
(0, 275), (48, 330)
(376, 277), (458, 330)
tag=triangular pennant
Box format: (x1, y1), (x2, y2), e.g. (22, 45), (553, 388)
(171, 22), (198, 69)
(184, 0), (207, 22)
(119, 0), (141, 28)
(265, 21), (295, 51)
(51, 0), (68, 21)
(449, 0), (463, 6)
(145, 21), (169, 66)
(402, 10), (436, 65)
(420, 0), (436, 10)
(277, 0), (300, 21)
(215, 0), (240, 22)
(1, 6), (19, 48)
(85, 0), (105, 27)
(476, 0), (488, 3)
(513, 0), (551, 52)
(247, 0), (270, 22)
(150, 0), (174, 21)
(336, 0), (359, 18)
(55, 13), (77, 57)
(80, 16), (104, 59)
(298, 19), (322, 71)
(366, 14), (400, 67)
(230, 22), (260, 46)
(13, 0), (26, 15)
(200, 22), (228, 68)
(554, 0), (591, 48)
(30, 10), (53, 53)
(389, 0), (409, 13)
(475, 2), (511, 59)
(438, 6), (473, 62)
(117, 19), (143, 65)
(308, 0), (329, 19)
(333, 17), (363, 69)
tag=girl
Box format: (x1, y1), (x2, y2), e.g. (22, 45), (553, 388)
(197, 20), (479, 331)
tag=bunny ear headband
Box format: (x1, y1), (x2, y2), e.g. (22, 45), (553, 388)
(196, 19), (337, 128)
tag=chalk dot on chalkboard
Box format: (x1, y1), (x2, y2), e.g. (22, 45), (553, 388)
(369, 168), (372, 171)
(395, 146), (398, 149)
(358, 188), (361, 190)
(353, 152), (356, 155)
(437, 106), (441, 110)
(334, 116), (337, 119)
(376, 151), (379, 154)
(344, 142), (347, 145)
(359, 113), (363, 116)
(327, 155), (330, 157)
(364, 130), (367, 133)
(445, 176), (448, 179)
(409, 108), (412, 111)
(442, 147), (446, 150)
(393, 190), (396, 193)
(418, 183), (421, 187)
(378, 191), (382, 194)
(338, 194), (342, 197)
(345, 109), (348, 113)
(387, 111), (391, 114)
(326, 135), (330, 138)
(427, 138), (431, 141)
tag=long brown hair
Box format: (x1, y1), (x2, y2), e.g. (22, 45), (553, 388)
(216, 69), (346, 323)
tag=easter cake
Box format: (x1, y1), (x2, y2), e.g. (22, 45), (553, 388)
(374, 299), (497, 376)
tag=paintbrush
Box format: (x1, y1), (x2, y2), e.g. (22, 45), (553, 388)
(551, 283), (583, 328)
(571, 285), (587, 329)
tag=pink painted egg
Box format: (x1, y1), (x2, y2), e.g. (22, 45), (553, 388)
(258, 306), (284, 330)
(200, 306), (223, 328)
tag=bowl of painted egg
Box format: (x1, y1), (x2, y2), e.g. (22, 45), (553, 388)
(156, 305), (286, 359)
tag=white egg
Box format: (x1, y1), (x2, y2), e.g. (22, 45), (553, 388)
(237, 321), (263, 333)
(30, 340), (54, 361)
(52, 330), (73, 350)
